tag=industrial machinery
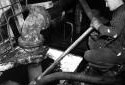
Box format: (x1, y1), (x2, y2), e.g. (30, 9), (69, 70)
(0, 0), (124, 85)
(0, 0), (50, 68)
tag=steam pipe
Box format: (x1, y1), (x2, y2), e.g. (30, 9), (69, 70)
(36, 72), (118, 85)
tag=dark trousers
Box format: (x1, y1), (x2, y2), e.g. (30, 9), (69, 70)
(84, 48), (125, 68)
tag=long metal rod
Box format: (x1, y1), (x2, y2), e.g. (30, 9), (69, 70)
(37, 26), (93, 80)
(37, 0), (94, 77)
(30, 0), (95, 84)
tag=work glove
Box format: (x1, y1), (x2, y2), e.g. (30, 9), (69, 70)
(90, 31), (99, 41)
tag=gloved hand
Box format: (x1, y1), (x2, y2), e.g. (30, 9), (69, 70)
(90, 17), (102, 30)
(90, 31), (99, 41)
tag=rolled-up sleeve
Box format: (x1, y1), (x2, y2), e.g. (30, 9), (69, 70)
(98, 10), (125, 39)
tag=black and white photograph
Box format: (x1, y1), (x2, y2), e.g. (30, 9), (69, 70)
(0, 0), (125, 85)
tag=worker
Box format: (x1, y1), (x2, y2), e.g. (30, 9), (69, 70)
(84, 0), (125, 77)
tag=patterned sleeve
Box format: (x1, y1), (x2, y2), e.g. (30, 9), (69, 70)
(98, 9), (125, 39)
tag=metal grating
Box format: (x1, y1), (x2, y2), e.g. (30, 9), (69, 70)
(0, 0), (25, 56)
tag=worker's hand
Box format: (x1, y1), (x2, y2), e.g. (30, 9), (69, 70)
(90, 17), (102, 30)
(90, 31), (99, 41)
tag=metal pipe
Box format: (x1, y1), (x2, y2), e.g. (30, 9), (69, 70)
(36, 72), (118, 85)
(29, 0), (95, 84)
(37, 26), (93, 80)
(36, 0), (95, 79)
(29, 27), (93, 85)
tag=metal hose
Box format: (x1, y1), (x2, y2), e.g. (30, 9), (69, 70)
(36, 72), (118, 85)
